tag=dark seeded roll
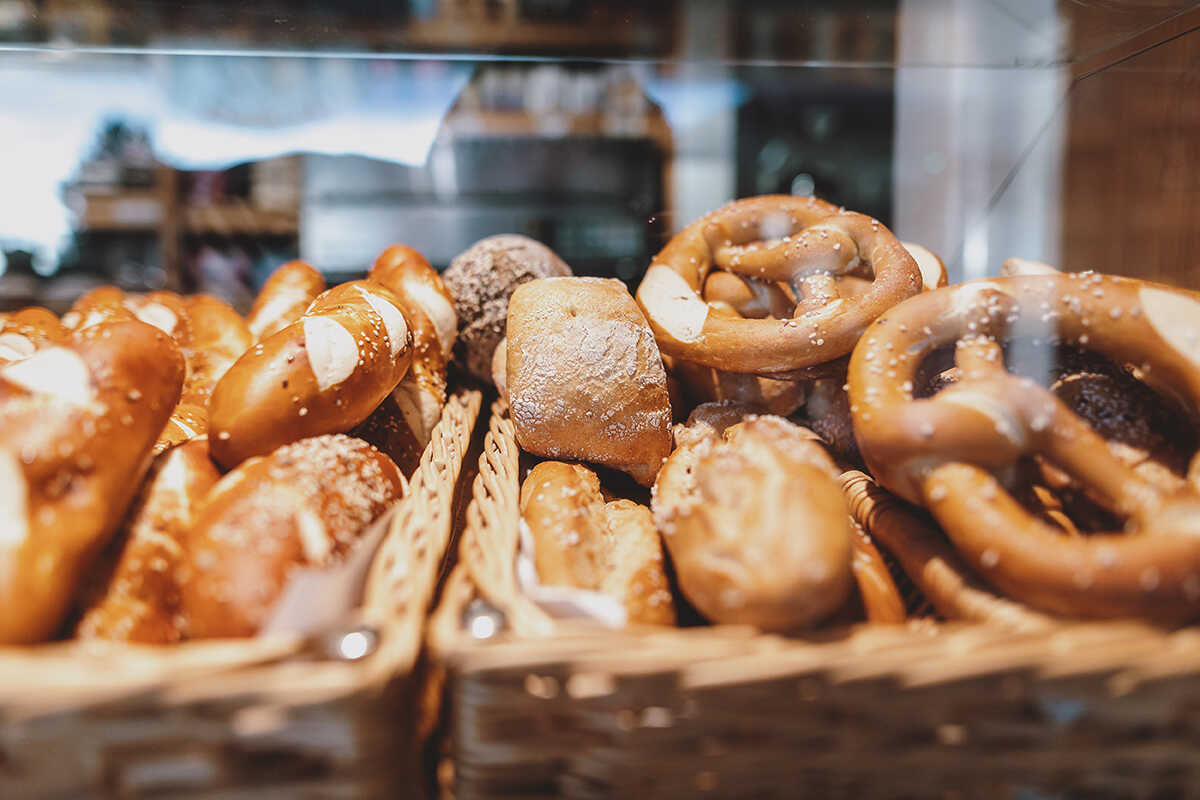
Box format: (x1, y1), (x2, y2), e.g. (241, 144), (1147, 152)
(441, 234), (571, 383)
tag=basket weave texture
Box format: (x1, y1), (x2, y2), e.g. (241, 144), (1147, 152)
(0, 387), (482, 799)
(431, 400), (1200, 799)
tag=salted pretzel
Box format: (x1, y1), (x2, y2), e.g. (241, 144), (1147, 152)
(636, 195), (921, 377)
(246, 260), (326, 342)
(850, 272), (1200, 623)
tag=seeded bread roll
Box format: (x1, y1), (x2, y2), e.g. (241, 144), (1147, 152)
(442, 234), (571, 383)
(181, 434), (404, 638)
(506, 277), (673, 486)
(76, 438), (220, 643)
(521, 461), (675, 626)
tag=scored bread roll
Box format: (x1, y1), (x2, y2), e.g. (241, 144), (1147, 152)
(61, 286), (136, 331)
(442, 234), (572, 383)
(520, 461), (675, 626)
(652, 411), (854, 631)
(353, 246), (457, 473)
(208, 280), (414, 469)
(0, 320), (185, 643)
(0, 307), (67, 366)
(246, 260), (327, 342)
(180, 294), (253, 405)
(181, 434), (404, 638)
(506, 277), (672, 486)
(76, 438), (220, 643)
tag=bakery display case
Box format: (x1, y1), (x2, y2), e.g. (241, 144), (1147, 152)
(1, 1), (1199, 798)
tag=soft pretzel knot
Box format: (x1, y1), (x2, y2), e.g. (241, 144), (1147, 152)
(849, 272), (1200, 622)
(636, 195), (922, 377)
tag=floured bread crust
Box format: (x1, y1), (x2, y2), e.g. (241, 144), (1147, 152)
(507, 277), (673, 486)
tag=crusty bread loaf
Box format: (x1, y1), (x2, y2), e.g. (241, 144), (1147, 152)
(506, 277), (672, 486)
(208, 280), (414, 469)
(652, 413), (854, 631)
(442, 234), (571, 383)
(521, 461), (674, 626)
(0, 320), (185, 643)
(181, 434), (404, 638)
(76, 438), (220, 643)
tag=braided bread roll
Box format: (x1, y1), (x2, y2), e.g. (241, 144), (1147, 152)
(246, 260), (326, 342)
(181, 434), (404, 638)
(0, 320), (185, 643)
(209, 280), (414, 469)
(521, 461), (675, 626)
(76, 439), (220, 643)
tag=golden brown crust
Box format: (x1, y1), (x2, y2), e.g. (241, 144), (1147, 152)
(61, 286), (136, 331)
(668, 357), (807, 418)
(246, 260), (326, 342)
(181, 294), (253, 406)
(208, 280), (414, 469)
(181, 434), (403, 638)
(76, 439), (220, 643)
(652, 415), (854, 631)
(0, 307), (68, 366)
(850, 274), (1200, 622)
(507, 277), (673, 486)
(636, 195), (921, 377)
(0, 320), (185, 643)
(520, 461), (674, 626)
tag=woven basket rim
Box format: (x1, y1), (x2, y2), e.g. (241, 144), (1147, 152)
(0, 387), (482, 719)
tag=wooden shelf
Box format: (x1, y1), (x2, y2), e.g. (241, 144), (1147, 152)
(181, 202), (298, 235)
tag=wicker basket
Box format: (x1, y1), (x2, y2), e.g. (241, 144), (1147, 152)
(0, 387), (482, 799)
(429, 400), (1200, 799)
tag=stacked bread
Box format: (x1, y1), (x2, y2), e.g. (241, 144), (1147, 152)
(455, 195), (1200, 633)
(1, 245), (457, 645)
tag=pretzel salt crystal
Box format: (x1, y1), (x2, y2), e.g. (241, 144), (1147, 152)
(850, 273), (1200, 622)
(636, 195), (921, 377)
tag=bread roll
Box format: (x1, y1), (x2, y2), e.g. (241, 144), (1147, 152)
(0, 320), (185, 643)
(246, 260), (326, 342)
(208, 280), (414, 469)
(154, 402), (208, 456)
(182, 434), (404, 638)
(507, 277), (673, 486)
(181, 294), (253, 405)
(354, 246), (457, 472)
(61, 286), (136, 331)
(76, 439), (220, 643)
(442, 234), (571, 383)
(0, 307), (67, 366)
(652, 413), (854, 630)
(521, 461), (674, 626)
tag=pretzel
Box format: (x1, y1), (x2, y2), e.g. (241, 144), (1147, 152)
(208, 280), (414, 469)
(0, 307), (67, 365)
(0, 320), (185, 643)
(636, 195), (921, 377)
(849, 273), (1200, 622)
(245, 260), (326, 342)
(154, 402), (209, 455)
